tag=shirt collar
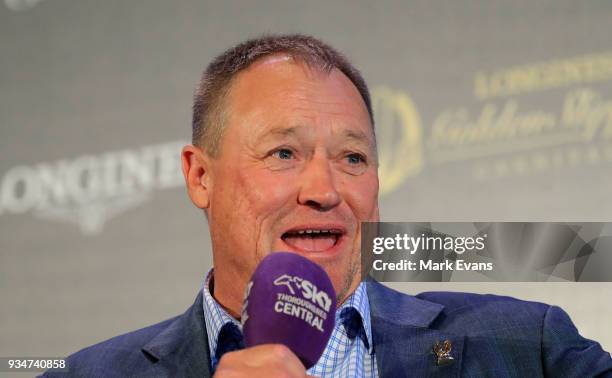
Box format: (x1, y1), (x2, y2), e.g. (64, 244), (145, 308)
(201, 269), (241, 366)
(336, 281), (374, 353)
(201, 269), (374, 359)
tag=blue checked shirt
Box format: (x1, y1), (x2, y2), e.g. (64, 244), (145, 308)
(201, 270), (379, 377)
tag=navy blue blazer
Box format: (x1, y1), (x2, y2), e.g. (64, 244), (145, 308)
(43, 280), (612, 377)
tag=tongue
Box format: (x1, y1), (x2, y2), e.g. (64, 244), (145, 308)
(283, 235), (336, 252)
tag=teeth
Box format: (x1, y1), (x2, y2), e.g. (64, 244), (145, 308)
(287, 229), (341, 236)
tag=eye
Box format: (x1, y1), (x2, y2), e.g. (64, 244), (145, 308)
(264, 147), (299, 171)
(338, 152), (368, 175)
(346, 153), (365, 165)
(272, 148), (294, 160)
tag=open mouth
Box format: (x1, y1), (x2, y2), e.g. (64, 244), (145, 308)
(281, 228), (344, 252)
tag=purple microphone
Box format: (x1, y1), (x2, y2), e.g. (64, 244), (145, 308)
(241, 252), (337, 369)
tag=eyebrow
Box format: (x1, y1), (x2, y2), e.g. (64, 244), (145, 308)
(262, 126), (301, 138)
(252, 126), (300, 146)
(257, 125), (373, 145)
(340, 129), (373, 145)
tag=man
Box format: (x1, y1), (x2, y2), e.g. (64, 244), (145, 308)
(44, 35), (612, 377)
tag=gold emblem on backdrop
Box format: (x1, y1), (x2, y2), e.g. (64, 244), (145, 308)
(372, 87), (423, 196)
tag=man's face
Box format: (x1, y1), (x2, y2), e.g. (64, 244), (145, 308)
(201, 56), (378, 308)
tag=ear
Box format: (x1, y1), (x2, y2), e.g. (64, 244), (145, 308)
(181, 144), (211, 209)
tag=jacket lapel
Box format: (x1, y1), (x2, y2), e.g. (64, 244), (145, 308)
(140, 292), (212, 378)
(367, 280), (465, 377)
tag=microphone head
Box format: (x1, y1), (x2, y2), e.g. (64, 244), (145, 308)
(241, 252), (337, 369)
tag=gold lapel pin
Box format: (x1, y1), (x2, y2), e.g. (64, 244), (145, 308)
(433, 339), (454, 366)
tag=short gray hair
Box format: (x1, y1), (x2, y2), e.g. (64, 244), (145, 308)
(192, 34), (374, 156)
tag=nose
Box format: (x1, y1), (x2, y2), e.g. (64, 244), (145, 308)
(297, 155), (341, 211)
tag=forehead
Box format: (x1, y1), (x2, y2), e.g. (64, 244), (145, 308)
(224, 55), (372, 138)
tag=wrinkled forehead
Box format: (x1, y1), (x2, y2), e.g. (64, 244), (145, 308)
(224, 55), (374, 140)
(228, 54), (350, 103)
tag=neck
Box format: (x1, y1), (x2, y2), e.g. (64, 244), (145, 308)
(336, 274), (361, 307)
(210, 271), (244, 319)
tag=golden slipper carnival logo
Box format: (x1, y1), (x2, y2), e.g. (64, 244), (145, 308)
(373, 50), (612, 194)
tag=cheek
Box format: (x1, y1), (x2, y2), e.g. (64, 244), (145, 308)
(239, 171), (298, 254)
(247, 173), (294, 204)
(342, 173), (379, 217)
(235, 169), (298, 224)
